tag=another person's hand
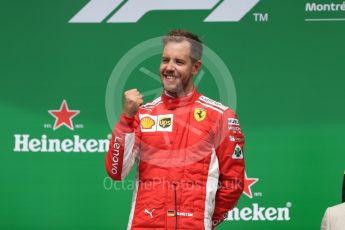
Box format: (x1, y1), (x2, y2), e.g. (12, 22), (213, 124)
(123, 89), (143, 118)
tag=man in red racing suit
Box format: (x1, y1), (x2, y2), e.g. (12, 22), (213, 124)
(105, 30), (245, 230)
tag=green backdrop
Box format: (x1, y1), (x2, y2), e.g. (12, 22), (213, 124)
(1, 0), (345, 229)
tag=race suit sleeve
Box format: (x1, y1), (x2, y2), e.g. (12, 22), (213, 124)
(105, 113), (140, 180)
(212, 109), (245, 228)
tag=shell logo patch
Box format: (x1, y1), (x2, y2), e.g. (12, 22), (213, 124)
(140, 116), (155, 129)
(194, 108), (207, 122)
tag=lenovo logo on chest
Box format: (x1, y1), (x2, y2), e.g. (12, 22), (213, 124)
(69, 0), (260, 23)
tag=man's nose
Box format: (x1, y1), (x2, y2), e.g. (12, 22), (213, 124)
(166, 60), (175, 71)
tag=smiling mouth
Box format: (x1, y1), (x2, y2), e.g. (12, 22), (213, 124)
(163, 74), (179, 81)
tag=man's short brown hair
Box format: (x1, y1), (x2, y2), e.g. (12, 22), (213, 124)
(163, 29), (203, 62)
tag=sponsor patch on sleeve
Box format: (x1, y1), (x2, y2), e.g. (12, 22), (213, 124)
(228, 118), (239, 126)
(232, 144), (243, 159)
(229, 135), (244, 142)
(228, 125), (242, 133)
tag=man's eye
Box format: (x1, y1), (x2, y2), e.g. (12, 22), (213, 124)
(176, 60), (184, 65)
(162, 59), (169, 63)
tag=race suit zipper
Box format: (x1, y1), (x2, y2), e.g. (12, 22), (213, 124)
(173, 182), (178, 230)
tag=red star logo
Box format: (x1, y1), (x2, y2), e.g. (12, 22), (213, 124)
(48, 100), (80, 130)
(243, 172), (259, 198)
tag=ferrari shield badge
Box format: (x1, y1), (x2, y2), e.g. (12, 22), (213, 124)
(194, 108), (207, 122)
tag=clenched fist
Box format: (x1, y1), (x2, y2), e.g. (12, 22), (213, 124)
(123, 89), (144, 118)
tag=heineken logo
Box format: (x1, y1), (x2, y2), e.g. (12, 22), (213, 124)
(13, 134), (109, 153)
(13, 100), (110, 153)
(227, 203), (291, 221)
(224, 172), (292, 223)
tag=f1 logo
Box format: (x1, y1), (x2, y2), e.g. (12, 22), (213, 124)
(69, 0), (260, 23)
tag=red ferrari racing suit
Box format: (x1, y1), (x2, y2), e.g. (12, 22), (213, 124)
(105, 88), (245, 230)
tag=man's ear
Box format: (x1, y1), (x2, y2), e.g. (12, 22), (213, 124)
(192, 60), (202, 76)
